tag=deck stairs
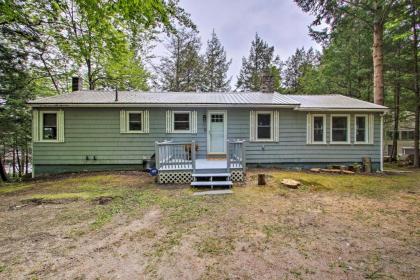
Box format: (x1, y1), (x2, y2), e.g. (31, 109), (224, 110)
(191, 170), (232, 188)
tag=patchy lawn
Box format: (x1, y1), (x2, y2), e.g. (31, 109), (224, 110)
(0, 169), (419, 279)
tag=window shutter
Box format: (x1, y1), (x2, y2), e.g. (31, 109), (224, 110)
(120, 110), (127, 133)
(166, 110), (173, 133)
(32, 109), (39, 142)
(249, 111), (256, 141)
(57, 110), (65, 142)
(369, 114), (374, 144)
(273, 111), (280, 142)
(306, 113), (312, 144)
(143, 110), (150, 133)
(191, 111), (197, 133)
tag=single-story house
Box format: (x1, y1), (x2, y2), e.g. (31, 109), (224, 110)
(28, 81), (387, 186)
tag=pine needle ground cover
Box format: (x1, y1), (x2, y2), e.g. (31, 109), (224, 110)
(0, 169), (418, 279)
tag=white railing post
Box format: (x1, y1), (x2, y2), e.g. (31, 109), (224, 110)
(226, 139), (230, 173)
(242, 141), (246, 172)
(191, 140), (196, 172)
(155, 141), (160, 169)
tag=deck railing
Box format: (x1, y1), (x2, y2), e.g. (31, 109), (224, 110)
(155, 139), (245, 172)
(227, 139), (246, 172)
(155, 140), (196, 171)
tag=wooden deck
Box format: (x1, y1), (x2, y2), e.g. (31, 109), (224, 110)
(155, 140), (246, 184)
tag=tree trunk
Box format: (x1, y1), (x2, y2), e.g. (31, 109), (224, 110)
(373, 22), (384, 105)
(0, 157), (7, 182)
(16, 148), (21, 177)
(87, 58), (94, 90)
(25, 144), (29, 175)
(391, 82), (400, 162)
(12, 147), (16, 177)
(412, 1), (420, 167)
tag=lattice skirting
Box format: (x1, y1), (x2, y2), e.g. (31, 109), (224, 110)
(158, 171), (193, 184)
(158, 170), (244, 184)
(231, 170), (244, 182)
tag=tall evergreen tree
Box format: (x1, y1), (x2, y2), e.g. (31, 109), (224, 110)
(236, 33), (281, 92)
(294, 0), (400, 106)
(282, 47), (320, 93)
(201, 30), (232, 92)
(159, 28), (203, 92)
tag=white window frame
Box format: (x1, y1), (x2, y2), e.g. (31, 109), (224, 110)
(310, 114), (326, 144)
(330, 114), (350, 144)
(354, 114), (369, 144)
(39, 111), (60, 143)
(255, 111), (274, 142)
(126, 111), (144, 133)
(172, 111), (192, 133)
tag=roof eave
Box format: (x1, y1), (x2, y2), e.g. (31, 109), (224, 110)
(28, 103), (300, 108)
(294, 107), (389, 112)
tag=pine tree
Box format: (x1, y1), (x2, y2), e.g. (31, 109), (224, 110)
(201, 30), (232, 92)
(159, 28), (203, 92)
(236, 33), (281, 92)
(282, 47), (320, 93)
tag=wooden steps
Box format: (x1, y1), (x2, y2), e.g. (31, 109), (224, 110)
(191, 171), (232, 188)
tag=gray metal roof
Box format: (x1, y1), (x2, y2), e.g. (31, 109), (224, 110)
(29, 91), (299, 106)
(28, 91), (387, 111)
(286, 94), (387, 111)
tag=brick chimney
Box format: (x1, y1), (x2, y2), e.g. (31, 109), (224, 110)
(72, 77), (83, 92)
(260, 70), (274, 93)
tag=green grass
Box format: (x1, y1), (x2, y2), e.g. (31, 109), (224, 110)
(0, 183), (34, 195)
(270, 171), (420, 198)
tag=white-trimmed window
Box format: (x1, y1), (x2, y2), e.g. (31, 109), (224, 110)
(307, 114), (326, 144)
(249, 110), (279, 142)
(32, 109), (65, 143)
(120, 110), (149, 133)
(166, 110), (197, 133)
(355, 114), (368, 143)
(257, 112), (273, 140)
(330, 114), (350, 144)
(42, 112), (58, 140)
(127, 111), (143, 132)
(173, 111), (191, 132)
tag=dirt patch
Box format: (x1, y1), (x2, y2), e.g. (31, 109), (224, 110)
(0, 171), (419, 279)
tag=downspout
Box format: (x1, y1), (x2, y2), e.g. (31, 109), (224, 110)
(380, 114), (384, 172)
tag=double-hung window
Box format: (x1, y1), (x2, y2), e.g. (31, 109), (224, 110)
(256, 112), (272, 141)
(173, 112), (191, 132)
(33, 110), (64, 143)
(330, 115), (350, 144)
(120, 110), (149, 133)
(127, 112), (143, 132)
(308, 114), (326, 144)
(42, 112), (58, 140)
(355, 115), (368, 143)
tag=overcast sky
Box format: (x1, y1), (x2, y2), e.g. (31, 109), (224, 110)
(154, 0), (322, 86)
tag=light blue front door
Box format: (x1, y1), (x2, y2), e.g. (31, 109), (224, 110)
(208, 111), (226, 154)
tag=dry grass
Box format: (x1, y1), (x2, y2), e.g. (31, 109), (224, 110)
(0, 168), (419, 279)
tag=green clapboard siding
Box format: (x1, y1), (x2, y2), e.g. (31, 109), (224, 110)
(33, 107), (382, 175)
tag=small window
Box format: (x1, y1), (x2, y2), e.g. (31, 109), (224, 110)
(173, 112), (190, 131)
(312, 115), (325, 143)
(257, 113), (272, 140)
(42, 113), (57, 140)
(128, 112), (142, 132)
(331, 115), (349, 143)
(355, 115), (367, 143)
(401, 130), (414, 140)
